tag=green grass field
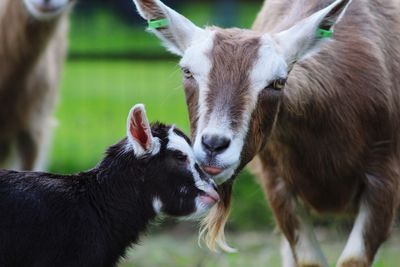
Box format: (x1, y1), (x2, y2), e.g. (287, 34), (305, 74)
(50, 60), (186, 172)
(120, 229), (400, 267)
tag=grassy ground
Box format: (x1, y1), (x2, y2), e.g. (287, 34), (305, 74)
(118, 229), (400, 267)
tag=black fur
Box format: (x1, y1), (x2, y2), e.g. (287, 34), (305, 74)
(0, 123), (207, 267)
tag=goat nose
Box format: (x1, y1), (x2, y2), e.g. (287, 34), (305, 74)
(201, 134), (230, 154)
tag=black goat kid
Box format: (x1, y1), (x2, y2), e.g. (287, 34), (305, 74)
(0, 104), (219, 267)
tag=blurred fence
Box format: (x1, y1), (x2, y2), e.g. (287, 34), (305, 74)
(68, 0), (263, 59)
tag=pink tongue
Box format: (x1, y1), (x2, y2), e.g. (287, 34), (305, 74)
(200, 189), (220, 205)
(203, 166), (223, 175)
(206, 189), (220, 202)
(201, 195), (218, 205)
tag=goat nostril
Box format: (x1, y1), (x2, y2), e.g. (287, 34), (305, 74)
(201, 134), (231, 154)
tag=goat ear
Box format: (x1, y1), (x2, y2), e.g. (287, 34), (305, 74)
(127, 104), (156, 157)
(132, 0), (203, 56)
(274, 0), (352, 64)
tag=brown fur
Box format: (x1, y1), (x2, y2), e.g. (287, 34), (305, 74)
(190, 0), (400, 264)
(245, 0), (400, 265)
(183, 76), (200, 137)
(205, 29), (260, 132)
(0, 0), (70, 170)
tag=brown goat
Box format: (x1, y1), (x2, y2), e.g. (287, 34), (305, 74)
(132, 0), (400, 266)
(0, 0), (74, 170)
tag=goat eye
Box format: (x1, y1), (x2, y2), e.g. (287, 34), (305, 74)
(182, 68), (193, 79)
(265, 78), (286, 91)
(173, 151), (188, 162)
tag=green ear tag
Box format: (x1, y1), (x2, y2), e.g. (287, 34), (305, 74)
(316, 28), (333, 39)
(148, 18), (169, 29)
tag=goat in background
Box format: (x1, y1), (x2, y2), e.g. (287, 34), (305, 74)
(0, 0), (75, 170)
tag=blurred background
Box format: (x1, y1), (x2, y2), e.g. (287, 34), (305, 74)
(50, 0), (399, 266)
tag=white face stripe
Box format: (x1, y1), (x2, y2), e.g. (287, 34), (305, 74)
(127, 137), (161, 158)
(149, 128), (217, 219)
(189, 29), (250, 184)
(338, 202), (368, 265)
(181, 29), (216, 143)
(191, 32), (288, 184)
(166, 128), (213, 193)
(23, 0), (72, 20)
(147, 128), (217, 219)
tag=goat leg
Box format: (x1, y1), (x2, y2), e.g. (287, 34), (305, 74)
(16, 130), (39, 171)
(261, 173), (328, 267)
(337, 167), (400, 267)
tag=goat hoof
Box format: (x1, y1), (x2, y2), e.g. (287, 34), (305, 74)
(299, 263), (327, 267)
(338, 258), (369, 267)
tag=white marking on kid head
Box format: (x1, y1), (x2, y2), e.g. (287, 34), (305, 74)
(166, 128), (219, 220)
(126, 104), (160, 158)
(152, 197), (163, 214)
(23, 0), (72, 20)
(166, 127), (194, 158)
(167, 128), (213, 193)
